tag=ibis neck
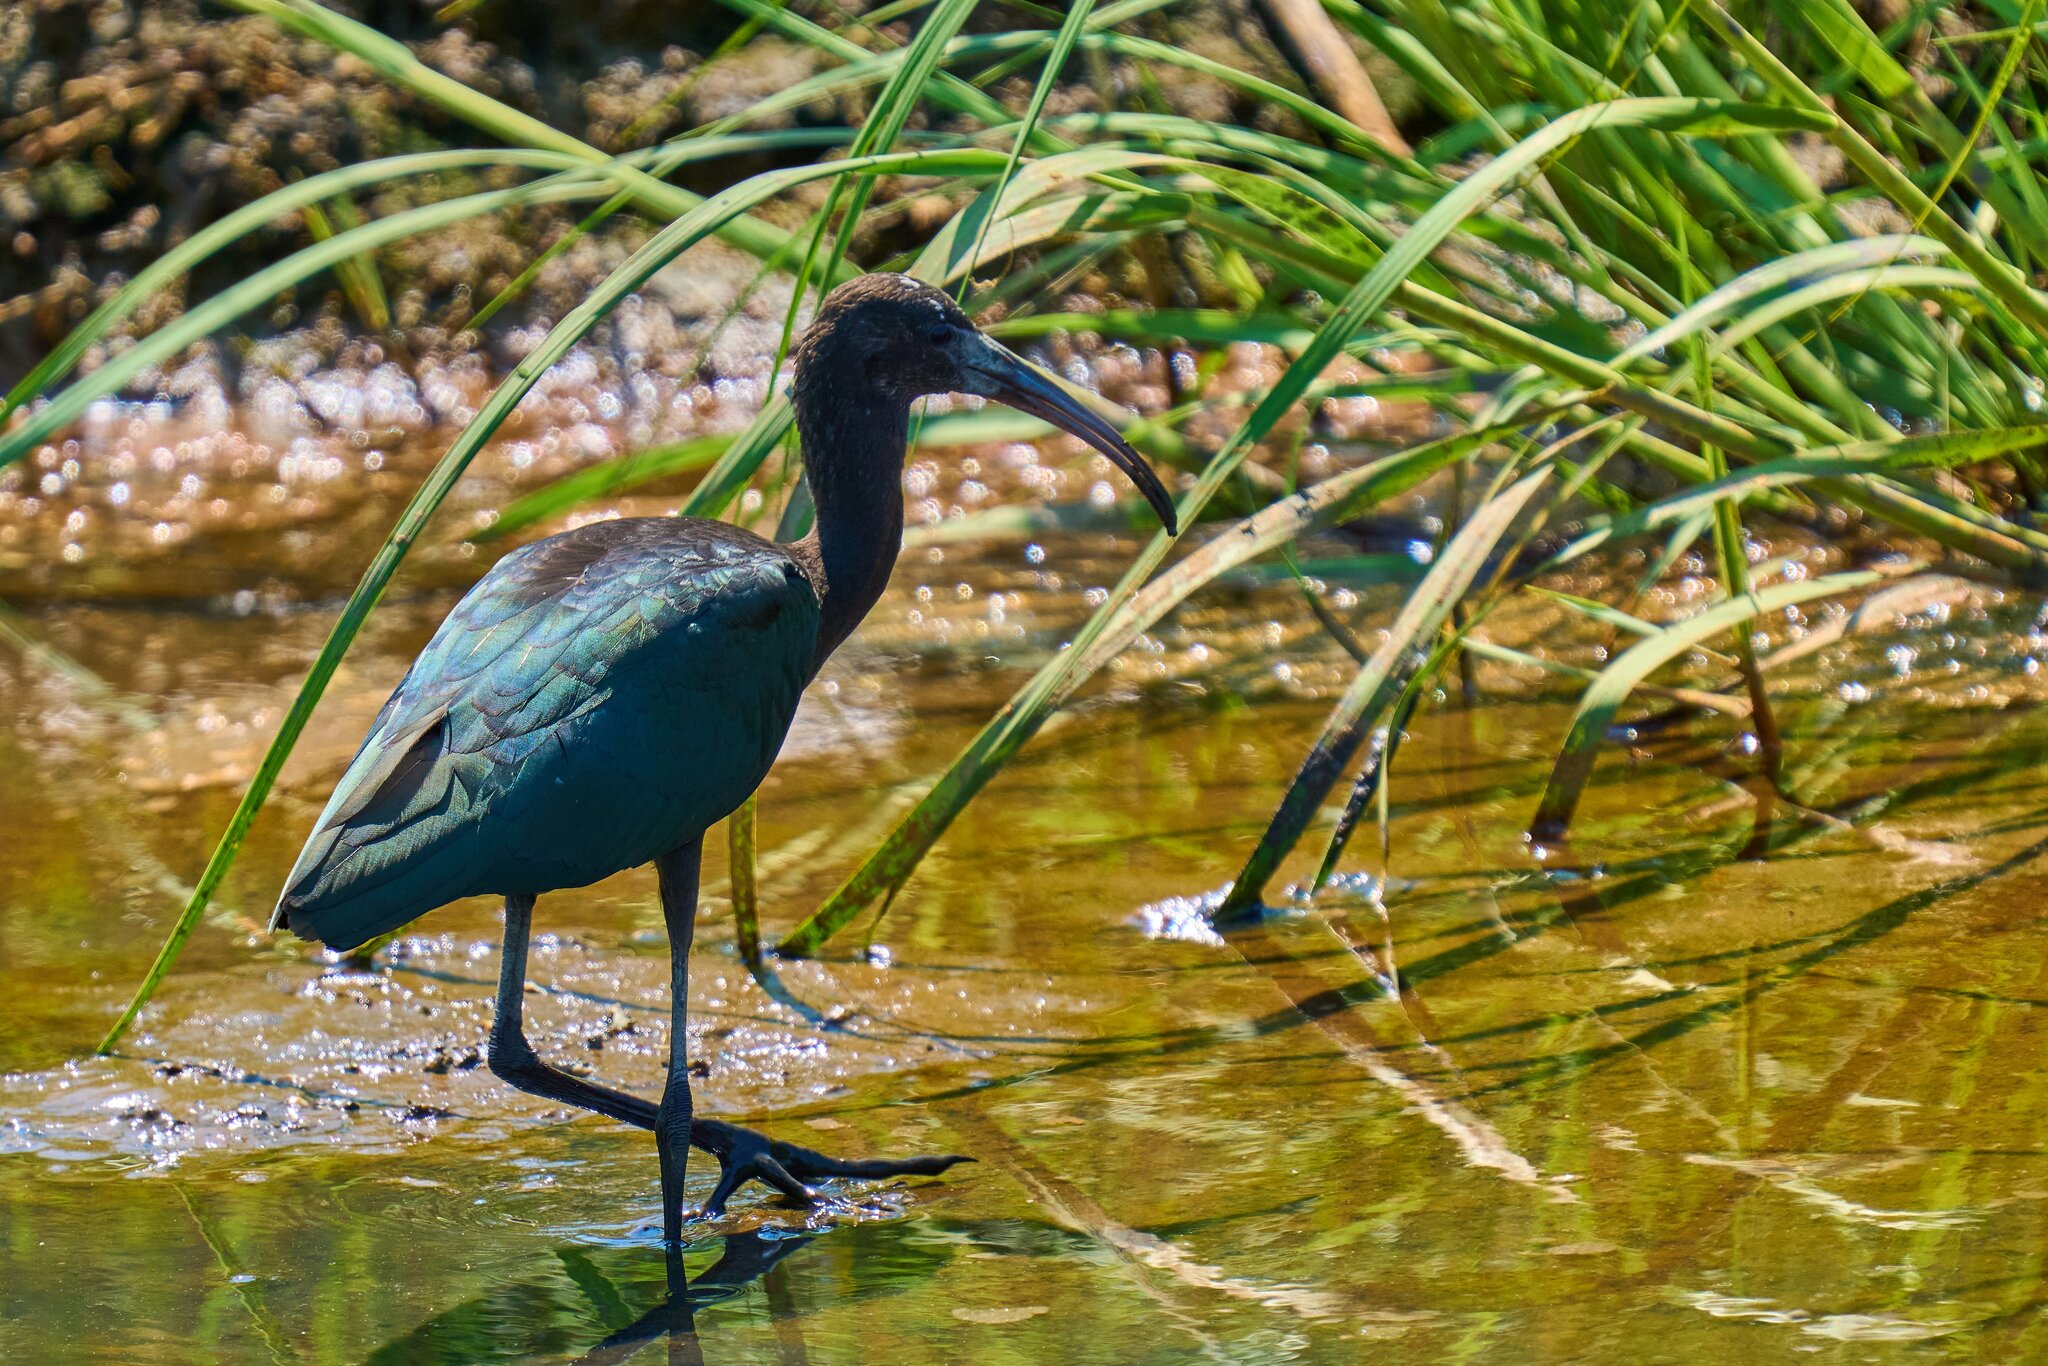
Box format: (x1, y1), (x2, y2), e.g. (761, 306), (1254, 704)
(791, 378), (911, 673)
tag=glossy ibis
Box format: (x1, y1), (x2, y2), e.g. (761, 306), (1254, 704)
(273, 273), (1179, 1241)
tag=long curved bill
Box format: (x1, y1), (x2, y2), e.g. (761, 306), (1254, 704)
(960, 335), (1180, 535)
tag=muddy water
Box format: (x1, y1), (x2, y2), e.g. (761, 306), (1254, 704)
(8, 408), (2048, 1362)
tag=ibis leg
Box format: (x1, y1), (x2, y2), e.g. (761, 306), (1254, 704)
(653, 840), (701, 1244)
(488, 892), (660, 1128)
(485, 886), (972, 1221)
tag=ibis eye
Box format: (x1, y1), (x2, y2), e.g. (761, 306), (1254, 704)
(928, 323), (955, 346)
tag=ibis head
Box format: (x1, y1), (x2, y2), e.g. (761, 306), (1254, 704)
(789, 273), (1179, 536)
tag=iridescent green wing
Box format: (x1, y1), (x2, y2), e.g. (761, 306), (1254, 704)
(275, 519), (818, 945)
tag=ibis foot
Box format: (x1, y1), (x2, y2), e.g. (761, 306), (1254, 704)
(690, 1117), (972, 1219)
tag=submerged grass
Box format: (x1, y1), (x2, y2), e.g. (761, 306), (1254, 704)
(17, 0), (2048, 1044)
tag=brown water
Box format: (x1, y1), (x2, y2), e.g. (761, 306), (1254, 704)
(7, 406), (2048, 1362)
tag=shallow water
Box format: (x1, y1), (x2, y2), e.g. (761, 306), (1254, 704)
(7, 409), (2048, 1361)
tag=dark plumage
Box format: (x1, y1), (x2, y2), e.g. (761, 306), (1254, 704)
(275, 272), (1178, 1241)
(277, 520), (815, 947)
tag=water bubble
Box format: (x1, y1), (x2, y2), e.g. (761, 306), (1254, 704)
(1133, 886), (1232, 946)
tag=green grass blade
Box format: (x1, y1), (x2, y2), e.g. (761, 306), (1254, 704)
(769, 0), (985, 396)
(1611, 234), (1948, 369)
(1061, 416), (1559, 678)
(1701, 266), (1984, 360)
(1527, 570), (1885, 842)
(10, 128), (881, 475)
(1217, 468), (1553, 918)
(910, 149), (1174, 281)
(1527, 586), (1664, 638)
(4, 175), (610, 473)
(480, 409), (1074, 544)
(466, 10), (789, 331)
(466, 184), (639, 334)
(715, 0), (1059, 148)
(472, 436), (734, 543)
(1460, 638), (1750, 716)
(1543, 425), (2048, 570)
(729, 796), (762, 970)
(300, 197), (391, 333)
(1308, 628), (1455, 895)
(0, 149), (557, 422)
(960, 0), (1096, 296)
(682, 401), (799, 521)
(221, 0), (820, 270)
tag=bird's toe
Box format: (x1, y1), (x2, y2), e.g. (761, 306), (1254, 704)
(780, 1147), (975, 1183)
(699, 1146), (817, 1219)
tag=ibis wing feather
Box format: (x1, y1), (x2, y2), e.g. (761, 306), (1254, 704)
(275, 518), (821, 949)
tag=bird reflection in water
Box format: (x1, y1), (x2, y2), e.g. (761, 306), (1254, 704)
(570, 1230), (814, 1366)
